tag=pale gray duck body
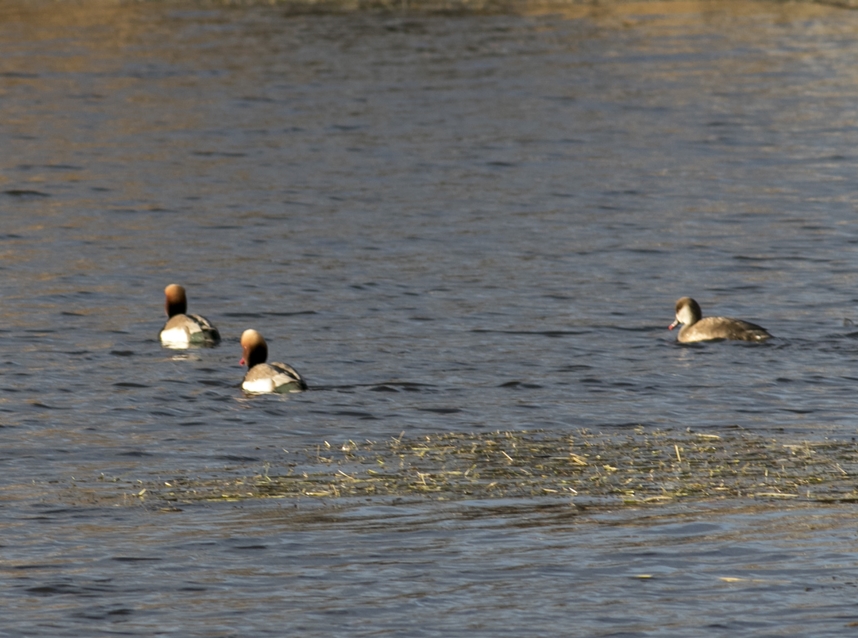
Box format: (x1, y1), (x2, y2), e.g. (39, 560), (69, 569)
(159, 284), (220, 348)
(240, 329), (307, 394)
(669, 297), (771, 343)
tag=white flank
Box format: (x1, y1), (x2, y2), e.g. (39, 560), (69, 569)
(159, 327), (190, 349)
(242, 366), (304, 394)
(242, 377), (276, 394)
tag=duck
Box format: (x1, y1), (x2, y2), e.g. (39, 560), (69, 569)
(668, 297), (771, 343)
(159, 284), (221, 348)
(240, 329), (307, 394)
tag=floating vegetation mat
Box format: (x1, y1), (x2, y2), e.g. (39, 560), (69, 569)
(130, 428), (858, 508)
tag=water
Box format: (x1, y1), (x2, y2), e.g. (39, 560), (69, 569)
(3, 0), (858, 634)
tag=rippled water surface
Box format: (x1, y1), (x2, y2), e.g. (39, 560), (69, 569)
(3, 0), (858, 634)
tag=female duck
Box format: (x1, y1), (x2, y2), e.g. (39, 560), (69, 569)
(159, 284), (221, 348)
(669, 297), (771, 343)
(240, 329), (307, 394)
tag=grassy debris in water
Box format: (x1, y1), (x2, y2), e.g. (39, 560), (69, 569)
(129, 428), (858, 506)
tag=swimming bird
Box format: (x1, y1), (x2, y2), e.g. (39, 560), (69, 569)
(668, 297), (771, 343)
(159, 284), (221, 348)
(240, 329), (307, 394)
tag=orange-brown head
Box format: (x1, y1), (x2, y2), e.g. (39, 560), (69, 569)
(240, 329), (268, 369)
(164, 284), (188, 318)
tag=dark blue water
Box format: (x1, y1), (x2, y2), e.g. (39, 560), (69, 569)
(3, 0), (858, 634)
